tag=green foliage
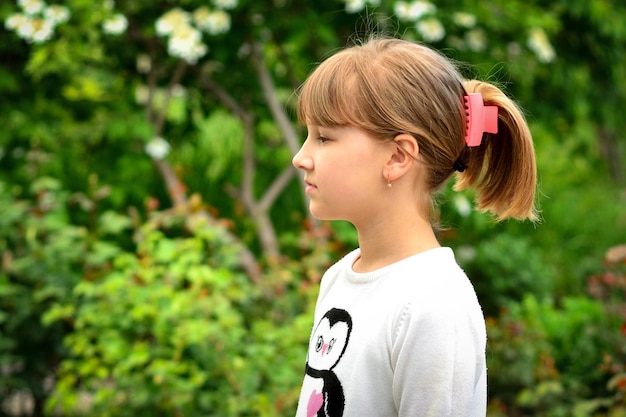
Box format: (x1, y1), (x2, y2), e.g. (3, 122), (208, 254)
(0, 179), (90, 412)
(487, 294), (619, 416)
(40, 210), (319, 416)
(178, 108), (245, 182)
(486, 243), (626, 417)
(1, 0), (626, 415)
(529, 120), (626, 295)
(456, 233), (556, 316)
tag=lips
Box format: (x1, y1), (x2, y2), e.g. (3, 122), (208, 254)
(304, 180), (317, 194)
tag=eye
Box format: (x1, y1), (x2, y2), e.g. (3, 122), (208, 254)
(315, 335), (324, 352)
(328, 338), (336, 353)
(317, 135), (330, 143)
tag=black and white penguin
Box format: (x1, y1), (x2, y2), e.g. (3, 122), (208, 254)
(305, 308), (353, 417)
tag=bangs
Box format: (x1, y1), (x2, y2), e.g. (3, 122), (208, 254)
(297, 52), (362, 127)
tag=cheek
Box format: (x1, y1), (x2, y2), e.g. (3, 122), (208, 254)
(315, 144), (384, 196)
(320, 166), (363, 195)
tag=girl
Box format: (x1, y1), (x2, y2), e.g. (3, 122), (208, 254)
(292, 37), (537, 417)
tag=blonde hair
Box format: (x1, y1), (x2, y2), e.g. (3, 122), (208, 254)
(297, 37), (537, 221)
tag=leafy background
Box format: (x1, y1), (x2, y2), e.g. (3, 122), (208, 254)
(1, 0), (625, 416)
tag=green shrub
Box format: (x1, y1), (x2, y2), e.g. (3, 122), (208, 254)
(487, 289), (624, 416)
(454, 233), (556, 317)
(43, 211), (318, 416)
(0, 178), (91, 415)
(588, 245), (626, 415)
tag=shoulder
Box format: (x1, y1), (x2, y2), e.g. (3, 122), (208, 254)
(390, 247), (475, 302)
(390, 248), (485, 344)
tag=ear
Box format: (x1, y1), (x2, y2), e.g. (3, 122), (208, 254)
(385, 133), (419, 181)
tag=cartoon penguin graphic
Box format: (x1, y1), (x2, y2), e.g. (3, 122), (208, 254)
(304, 308), (353, 417)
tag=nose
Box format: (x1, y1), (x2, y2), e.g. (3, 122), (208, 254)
(292, 138), (312, 170)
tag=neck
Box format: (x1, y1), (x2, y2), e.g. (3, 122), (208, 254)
(352, 211), (440, 273)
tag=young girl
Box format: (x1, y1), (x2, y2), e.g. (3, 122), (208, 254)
(291, 37), (537, 417)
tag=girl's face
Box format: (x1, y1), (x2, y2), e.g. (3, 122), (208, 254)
(292, 125), (391, 225)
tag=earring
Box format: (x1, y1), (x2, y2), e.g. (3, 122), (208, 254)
(386, 175), (392, 189)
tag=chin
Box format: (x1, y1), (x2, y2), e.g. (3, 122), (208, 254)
(309, 202), (353, 222)
(309, 206), (335, 221)
(309, 210), (346, 223)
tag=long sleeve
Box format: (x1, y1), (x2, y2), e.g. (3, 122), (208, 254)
(391, 294), (486, 417)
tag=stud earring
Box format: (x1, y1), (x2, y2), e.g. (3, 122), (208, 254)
(386, 175), (392, 189)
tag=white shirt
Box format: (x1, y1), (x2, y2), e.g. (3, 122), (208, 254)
(295, 247), (486, 417)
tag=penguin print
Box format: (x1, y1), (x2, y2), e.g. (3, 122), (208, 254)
(304, 308), (353, 417)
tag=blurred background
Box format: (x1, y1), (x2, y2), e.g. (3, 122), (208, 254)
(1, 0), (625, 416)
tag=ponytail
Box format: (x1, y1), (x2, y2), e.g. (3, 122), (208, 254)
(454, 80), (538, 222)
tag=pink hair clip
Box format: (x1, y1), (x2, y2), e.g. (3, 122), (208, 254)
(464, 93), (499, 147)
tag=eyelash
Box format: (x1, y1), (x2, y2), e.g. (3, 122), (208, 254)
(317, 135), (330, 143)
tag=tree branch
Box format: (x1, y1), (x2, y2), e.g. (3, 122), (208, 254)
(258, 164), (296, 213)
(152, 159), (261, 282)
(249, 41), (318, 227)
(145, 62), (260, 281)
(250, 42), (301, 156)
(154, 159), (187, 208)
(201, 76), (251, 124)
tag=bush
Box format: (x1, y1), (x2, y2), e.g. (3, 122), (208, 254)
(0, 178), (91, 415)
(487, 244), (626, 416)
(454, 233), (556, 317)
(43, 210), (321, 416)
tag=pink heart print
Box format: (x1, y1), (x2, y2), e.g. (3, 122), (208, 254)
(307, 389), (323, 417)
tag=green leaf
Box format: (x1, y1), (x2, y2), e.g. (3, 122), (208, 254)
(98, 210), (132, 235)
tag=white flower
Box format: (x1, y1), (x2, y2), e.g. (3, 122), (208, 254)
(167, 24), (207, 63)
(394, 2), (411, 20)
(155, 8), (211, 63)
(145, 137), (171, 160)
(12, 15), (34, 39)
(453, 194), (472, 217)
(136, 54), (151, 73)
(18, 0), (45, 16)
(182, 41), (208, 64)
(30, 17), (54, 42)
(452, 12), (476, 28)
(416, 17), (445, 42)
(409, 1), (436, 19)
(102, 13), (128, 35)
(527, 28), (556, 63)
(155, 8), (191, 37)
(193, 7), (211, 27)
(5, 13), (28, 30)
(465, 28), (486, 52)
(170, 84), (186, 97)
(169, 23), (201, 49)
(456, 245), (477, 262)
(197, 9), (231, 35)
(13, 15), (54, 43)
(134, 84), (150, 105)
(394, 1), (435, 21)
(345, 0), (366, 14)
(44, 5), (70, 25)
(212, 0), (238, 10)
(7, 5), (70, 43)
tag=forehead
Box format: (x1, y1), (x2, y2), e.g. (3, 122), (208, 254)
(297, 52), (362, 128)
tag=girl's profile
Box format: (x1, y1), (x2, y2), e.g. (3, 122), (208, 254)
(292, 36), (537, 417)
